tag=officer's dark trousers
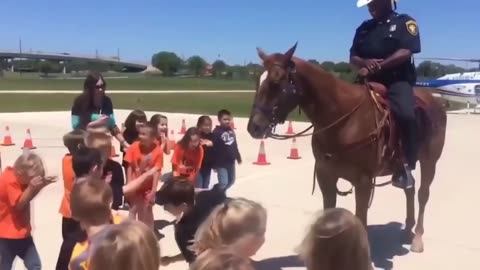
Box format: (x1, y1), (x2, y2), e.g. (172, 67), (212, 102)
(386, 81), (418, 169)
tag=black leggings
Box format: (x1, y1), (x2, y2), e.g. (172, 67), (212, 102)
(55, 218), (85, 270)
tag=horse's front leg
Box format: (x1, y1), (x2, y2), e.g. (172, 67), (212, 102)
(354, 175), (373, 227)
(315, 160), (338, 209)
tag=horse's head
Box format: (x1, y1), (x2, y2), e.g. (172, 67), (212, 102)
(247, 43), (301, 139)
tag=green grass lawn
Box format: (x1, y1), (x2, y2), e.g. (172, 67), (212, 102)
(0, 76), (255, 90)
(0, 93), (308, 121)
(0, 91), (459, 122)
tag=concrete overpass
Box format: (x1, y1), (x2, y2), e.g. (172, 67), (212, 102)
(0, 50), (148, 72)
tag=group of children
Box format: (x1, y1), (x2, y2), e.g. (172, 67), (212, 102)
(0, 107), (375, 270)
(121, 108), (241, 192)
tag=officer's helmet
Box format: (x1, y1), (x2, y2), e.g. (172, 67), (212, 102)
(356, 0), (398, 9)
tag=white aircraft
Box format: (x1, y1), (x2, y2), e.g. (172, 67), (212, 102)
(414, 57), (480, 112)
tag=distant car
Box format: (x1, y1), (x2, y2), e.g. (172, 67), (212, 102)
(61, 53), (70, 55)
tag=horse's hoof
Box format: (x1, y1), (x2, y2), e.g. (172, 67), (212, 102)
(410, 236), (424, 253)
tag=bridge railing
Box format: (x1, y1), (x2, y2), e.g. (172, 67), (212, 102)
(0, 49), (147, 66)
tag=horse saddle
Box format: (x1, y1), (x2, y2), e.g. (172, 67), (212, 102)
(365, 82), (427, 174)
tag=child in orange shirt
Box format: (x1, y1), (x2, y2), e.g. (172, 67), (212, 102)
(124, 123), (163, 228)
(150, 114), (171, 155)
(0, 152), (57, 270)
(121, 110), (147, 172)
(169, 127), (204, 183)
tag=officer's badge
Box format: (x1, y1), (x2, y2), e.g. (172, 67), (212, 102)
(405, 20), (418, 35)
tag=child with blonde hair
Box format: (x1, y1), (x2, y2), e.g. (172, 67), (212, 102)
(88, 220), (161, 270)
(296, 208), (372, 270)
(193, 198), (267, 259)
(69, 176), (124, 270)
(84, 130), (124, 210)
(190, 248), (254, 270)
(0, 152), (57, 270)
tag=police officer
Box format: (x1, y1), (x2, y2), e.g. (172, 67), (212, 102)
(350, 0), (420, 189)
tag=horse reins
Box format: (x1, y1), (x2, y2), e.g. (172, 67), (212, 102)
(269, 94), (368, 140)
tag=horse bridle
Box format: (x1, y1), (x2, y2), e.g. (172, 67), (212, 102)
(252, 63), (314, 140)
(254, 65), (369, 141)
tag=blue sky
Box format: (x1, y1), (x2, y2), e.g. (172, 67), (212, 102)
(1, 0), (478, 67)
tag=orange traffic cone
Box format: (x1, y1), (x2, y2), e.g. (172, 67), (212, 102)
(110, 139), (119, 158)
(286, 121), (295, 135)
(287, 137), (301, 159)
(230, 118), (236, 130)
(168, 130), (176, 149)
(253, 140), (271, 165)
(1, 126), (15, 146)
(22, 128), (36, 150)
(178, 119), (187, 134)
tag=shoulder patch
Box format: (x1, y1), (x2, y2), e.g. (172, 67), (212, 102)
(405, 20), (418, 35)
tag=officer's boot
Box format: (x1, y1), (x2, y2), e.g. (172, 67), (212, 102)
(392, 121), (417, 190)
(392, 164), (415, 189)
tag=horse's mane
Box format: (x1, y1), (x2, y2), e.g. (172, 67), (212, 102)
(293, 57), (366, 92)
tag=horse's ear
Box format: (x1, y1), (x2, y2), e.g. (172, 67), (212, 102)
(284, 42), (298, 60)
(257, 47), (267, 61)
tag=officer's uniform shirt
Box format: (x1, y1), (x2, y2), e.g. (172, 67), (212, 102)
(350, 12), (421, 85)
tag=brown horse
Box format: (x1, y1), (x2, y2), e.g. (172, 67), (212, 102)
(247, 43), (447, 253)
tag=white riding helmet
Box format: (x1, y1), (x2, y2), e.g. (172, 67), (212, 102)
(356, 0), (398, 8)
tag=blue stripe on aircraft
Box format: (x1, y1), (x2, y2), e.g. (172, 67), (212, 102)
(415, 79), (480, 88)
(430, 88), (477, 98)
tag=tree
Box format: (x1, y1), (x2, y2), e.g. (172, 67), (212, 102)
(226, 65), (249, 80)
(37, 60), (59, 76)
(212, 60), (227, 77)
(333, 61), (352, 74)
(320, 61), (336, 71)
(187, 55), (207, 76)
(246, 63), (264, 79)
(307, 59), (320, 66)
(151, 51), (183, 76)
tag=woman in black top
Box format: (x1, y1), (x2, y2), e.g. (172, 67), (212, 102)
(70, 71), (129, 149)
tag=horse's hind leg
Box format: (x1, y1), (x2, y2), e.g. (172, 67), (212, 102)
(411, 158), (436, 253)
